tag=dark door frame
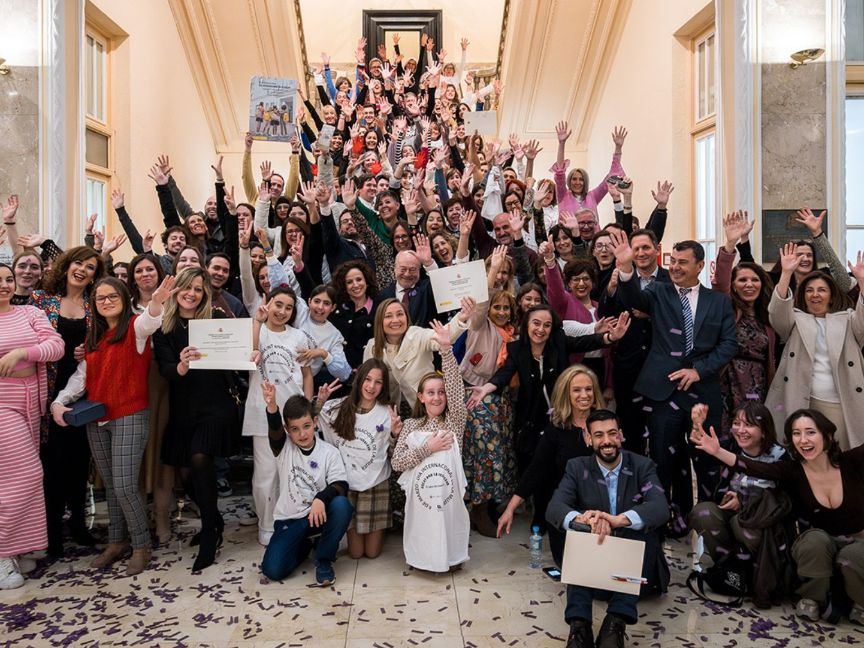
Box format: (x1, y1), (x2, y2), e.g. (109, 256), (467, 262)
(361, 10), (442, 63)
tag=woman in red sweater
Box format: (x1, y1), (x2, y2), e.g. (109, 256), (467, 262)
(50, 274), (175, 576)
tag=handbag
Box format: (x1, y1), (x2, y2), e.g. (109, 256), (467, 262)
(686, 551), (751, 607)
(62, 400), (107, 427)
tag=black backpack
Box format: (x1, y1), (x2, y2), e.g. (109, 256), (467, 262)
(686, 551), (751, 607)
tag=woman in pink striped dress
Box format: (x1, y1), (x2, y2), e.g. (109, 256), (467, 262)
(0, 263), (64, 589)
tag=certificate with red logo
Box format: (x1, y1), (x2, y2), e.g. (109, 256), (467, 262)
(429, 260), (489, 313)
(188, 318), (256, 371)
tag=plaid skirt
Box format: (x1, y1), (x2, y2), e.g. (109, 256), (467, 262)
(348, 478), (392, 534)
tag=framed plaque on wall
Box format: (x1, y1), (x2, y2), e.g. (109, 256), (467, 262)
(761, 209), (827, 265)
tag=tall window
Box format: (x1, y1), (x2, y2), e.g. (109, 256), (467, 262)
(84, 25), (112, 237)
(691, 27), (716, 285)
(847, 1), (864, 261)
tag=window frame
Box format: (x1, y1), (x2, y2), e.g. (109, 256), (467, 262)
(84, 21), (114, 240)
(846, 0), (864, 262)
(690, 24), (717, 286)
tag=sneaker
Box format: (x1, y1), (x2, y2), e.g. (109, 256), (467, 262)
(315, 561), (335, 587)
(13, 556), (37, 574)
(0, 557), (24, 590)
(796, 598), (821, 622)
(238, 510), (259, 527)
(216, 478), (233, 498)
(850, 604), (864, 626)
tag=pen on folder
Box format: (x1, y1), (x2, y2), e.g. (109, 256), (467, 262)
(611, 575), (647, 585)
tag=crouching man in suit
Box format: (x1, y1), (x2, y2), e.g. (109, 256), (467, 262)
(547, 409), (669, 648)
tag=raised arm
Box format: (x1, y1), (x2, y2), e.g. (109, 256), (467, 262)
(110, 190), (144, 255)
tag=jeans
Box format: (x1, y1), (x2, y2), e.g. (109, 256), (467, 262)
(565, 586), (638, 625)
(260, 496), (353, 581)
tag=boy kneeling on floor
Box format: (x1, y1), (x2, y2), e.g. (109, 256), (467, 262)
(260, 382), (352, 586)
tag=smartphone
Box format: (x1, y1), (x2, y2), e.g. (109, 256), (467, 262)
(543, 567), (562, 581)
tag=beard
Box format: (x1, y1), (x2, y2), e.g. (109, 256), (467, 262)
(595, 444), (620, 463)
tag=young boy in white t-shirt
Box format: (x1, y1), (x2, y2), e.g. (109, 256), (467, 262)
(260, 383), (352, 586)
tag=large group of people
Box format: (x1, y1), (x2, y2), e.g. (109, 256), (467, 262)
(1, 32), (863, 648)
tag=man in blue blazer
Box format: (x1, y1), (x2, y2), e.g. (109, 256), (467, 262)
(547, 410), (669, 648)
(606, 230), (737, 533)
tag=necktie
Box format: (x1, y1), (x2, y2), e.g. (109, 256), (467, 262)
(679, 287), (694, 355)
(401, 288), (411, 308)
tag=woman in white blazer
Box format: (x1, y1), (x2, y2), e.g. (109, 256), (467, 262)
(364, 297), (473, 409)
(766, 244), (864, 450)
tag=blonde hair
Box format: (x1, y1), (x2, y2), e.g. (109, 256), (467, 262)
(161, 267), (212, 333)
(549, 365), (605, 427)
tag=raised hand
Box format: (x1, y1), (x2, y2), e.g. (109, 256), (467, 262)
(533, 181), (550, 208)
(260, 160), (273, 181)
(314, 181), (333, 206)
(460, 37), (470, 51)
(507, 210), (525, 240)
(102, 233), (127, 256)
(779, 242), (801, 275)
(156, 155), (171, 175)
(151, 274), (178, 307)
(93, 229), (105, 250)
(432, 147), (447, 169)
(608, 228), (634, 270)
(611, 125), (628, 149)
(147, 165), (170, 186)
(523, 139), (542, 160)
(255, 295), (270, 323)
(539, 235), (556, 264)
(690, 423), (721, 457)
(723, 210), (750, 246)
(848, 250), (864, 285)
(377, 43), (387, 60)
(245, 132), (254, 152)
(455, 296), (477, 325)
(290, 233), (305, 269)
(340, 178), (357, 209)
(110, 189), (124, 210)
(2, 194), (19, 223)
(17, 233), (46, 248)
(555, 120), (571, 143)
(211, 155), (224, 181)
(459, 210), (476, 238)
(258, 180), (270, 203)
(317, 379), (342, 404)
(651, 180), (674, 208)
(560, 211), (579, 233)
(413, 233), (432, 266)
(794, 207), (826, 237)
(85, 212), (98, 234)
(607, 311), (631, 342)
(255, 227), (270, 249)
(321, 51), (331, 66)
(261, 380), (277, 410)
(298, 181), (316, 206)
(238, 218), (252, 248)
(691, 403), (709, 428)
(389, 405), (403, 438)
(142, 228), (155, 253)
(224, 185), (237, 214)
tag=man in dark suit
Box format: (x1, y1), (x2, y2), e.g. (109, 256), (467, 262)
(376, 247), (437, 328)
(607, 230), (738, 533)
(547, 409), (669, 648)
(598, 228), (671, 455)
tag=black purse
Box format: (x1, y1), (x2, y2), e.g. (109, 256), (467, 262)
(686, 551), (751, 606)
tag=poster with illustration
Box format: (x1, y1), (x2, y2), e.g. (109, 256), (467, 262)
(249, 76), (297, 141)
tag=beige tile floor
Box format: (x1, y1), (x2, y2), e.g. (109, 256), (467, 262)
(1, 496), (863, 648)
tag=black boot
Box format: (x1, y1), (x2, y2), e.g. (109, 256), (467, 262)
(69, 519), (98, 547)
(595, 613), (627, 648)
(565, 618), (594, 648)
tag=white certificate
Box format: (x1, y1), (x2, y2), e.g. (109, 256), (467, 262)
(428, 260), (489, 313)
(561, 530), (645, 595)
(464, 109), (498, 136)
(188, 318), (256, 371)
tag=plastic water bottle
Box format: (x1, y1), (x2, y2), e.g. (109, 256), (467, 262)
(529, 526), (543, 568)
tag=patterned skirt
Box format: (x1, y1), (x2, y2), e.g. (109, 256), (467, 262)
(348, 478), (392, 534)
(462, 388), (516, 506)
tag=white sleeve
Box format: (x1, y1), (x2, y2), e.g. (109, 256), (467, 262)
(562, 320), (597, 337)
(134, 307), (164, 353)
(53, 361), (88, 406)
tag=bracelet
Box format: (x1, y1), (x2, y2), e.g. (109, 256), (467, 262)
(239, 245), (249, 250)
(263, 246), (273, 254)
(4, 221), (15, 225)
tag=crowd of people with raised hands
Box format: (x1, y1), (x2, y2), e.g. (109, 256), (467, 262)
(1, 30), (864, 648)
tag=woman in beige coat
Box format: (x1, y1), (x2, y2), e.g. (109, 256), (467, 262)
(363, 297), (472, 409)
(765, 243), (864, 450)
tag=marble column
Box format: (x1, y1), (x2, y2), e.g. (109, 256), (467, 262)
(0, 0), (40, 258)
(759, 0), (828, 263)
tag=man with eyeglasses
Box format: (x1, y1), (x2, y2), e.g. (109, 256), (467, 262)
(376, 248), (438, 328)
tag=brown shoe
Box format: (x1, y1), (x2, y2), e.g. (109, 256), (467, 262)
(90, 543), (130, 568)
(469, 505), (498, 538)
(126, 547), (151, 577)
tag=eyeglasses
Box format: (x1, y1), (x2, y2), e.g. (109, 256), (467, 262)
(593, 243), (612, 251)
(393, 234), (411, 242)
(571, 276), (592, 284)
(94, 293), (121, 304)
(577, 221), (596, 228)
